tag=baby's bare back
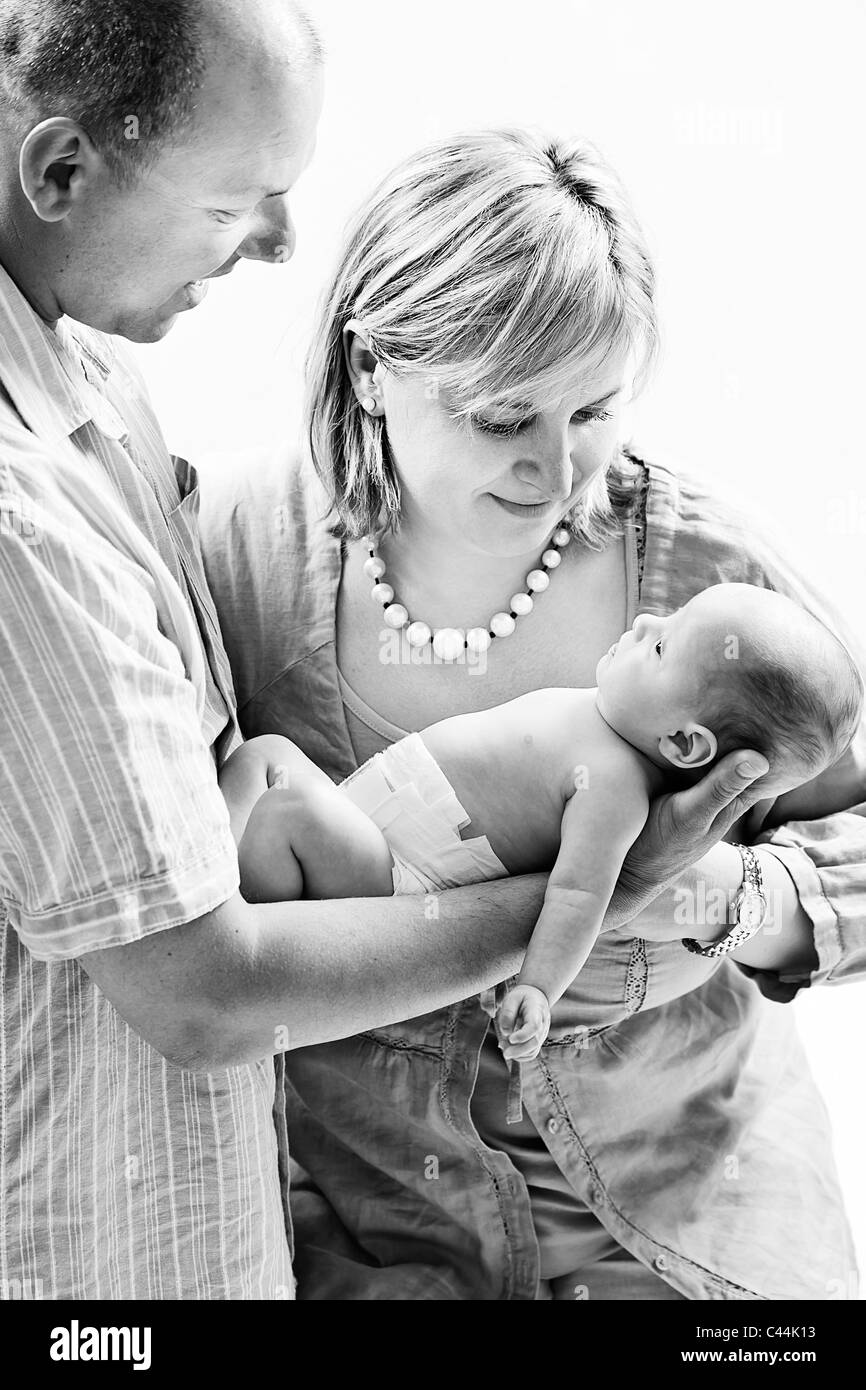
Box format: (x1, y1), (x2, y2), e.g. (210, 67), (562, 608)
(420, 687), (642, 875)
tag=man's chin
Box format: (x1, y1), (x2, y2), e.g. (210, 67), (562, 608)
(114, 310), (182, 344)
(113, 286), (208, 342)
(135, 314), (182, 344)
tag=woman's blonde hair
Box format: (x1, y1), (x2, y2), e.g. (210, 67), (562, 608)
(305, 127), (658, 544)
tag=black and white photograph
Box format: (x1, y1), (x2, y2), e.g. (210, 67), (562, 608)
(1, 0), (864, 1348)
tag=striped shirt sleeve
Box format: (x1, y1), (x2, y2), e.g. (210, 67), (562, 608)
(0, 480), (239, 962)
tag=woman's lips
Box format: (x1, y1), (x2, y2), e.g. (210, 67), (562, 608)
(491, 495), (558, 519)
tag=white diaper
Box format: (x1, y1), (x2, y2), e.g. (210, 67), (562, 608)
(338, 733), (508, 894)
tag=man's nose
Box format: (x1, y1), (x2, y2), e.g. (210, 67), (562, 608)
(236, 200), (297, 265)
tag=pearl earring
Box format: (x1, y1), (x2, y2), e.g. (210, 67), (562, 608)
(361, 396), (377, 414)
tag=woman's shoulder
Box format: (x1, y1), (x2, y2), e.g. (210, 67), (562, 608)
(199, 441), (334, 549)
(197, 441), (340, 709)
(627, 446), (793, 611)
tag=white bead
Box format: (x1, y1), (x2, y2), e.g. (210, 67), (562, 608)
(406, 621), (432, 648)
(526, 569), (550, 593)
(510, 593), (534, 617)
(432, 628), (466, 662)
(466, 627), (492, 653)
(363, 556), (387, 580)
(371, 582), (394, 605)
(490, 612), (516, 637)
(383, 603), (409, 629)
(552, 527), (572, 547)
(541, 549), (561, 568)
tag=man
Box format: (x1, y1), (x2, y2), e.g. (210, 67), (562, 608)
(0, 0), (770, 1300)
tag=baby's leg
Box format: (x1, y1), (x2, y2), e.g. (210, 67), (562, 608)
(238, 775), (394, 903)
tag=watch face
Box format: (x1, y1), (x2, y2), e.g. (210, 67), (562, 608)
(738, 891), (766, 930)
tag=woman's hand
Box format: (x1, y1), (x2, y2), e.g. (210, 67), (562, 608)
(603, 749), (770, 933)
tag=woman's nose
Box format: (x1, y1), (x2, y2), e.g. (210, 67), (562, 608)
(516, 433), (575, 501)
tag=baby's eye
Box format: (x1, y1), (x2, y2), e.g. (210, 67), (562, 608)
(655, 638), (663, 656)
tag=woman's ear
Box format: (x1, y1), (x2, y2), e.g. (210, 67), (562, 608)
(658, 723), (718, 771)
(19, 118), (104, 223)
(343, 319), (384, 417)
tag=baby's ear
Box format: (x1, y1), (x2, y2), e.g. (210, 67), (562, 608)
(658, 723), (717, 770)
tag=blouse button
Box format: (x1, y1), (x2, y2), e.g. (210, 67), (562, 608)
(547, 1118), (559, 1135)
(654, 1255), (669, 1272)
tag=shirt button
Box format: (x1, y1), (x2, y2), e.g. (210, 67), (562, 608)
(654, 1255), (669, 1272)
(547, 1118), (559, 1135)
(589, 1186), (604, 1207)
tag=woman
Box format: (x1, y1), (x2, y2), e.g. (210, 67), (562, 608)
(200, 129), (866, 1300)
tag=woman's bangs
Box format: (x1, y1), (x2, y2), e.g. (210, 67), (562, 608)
(437, 282), (636, 421)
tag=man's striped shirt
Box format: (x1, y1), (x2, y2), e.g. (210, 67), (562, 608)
(0, 264), (294, 1300)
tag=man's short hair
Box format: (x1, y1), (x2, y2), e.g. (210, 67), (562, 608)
(0, 0), (322, 184)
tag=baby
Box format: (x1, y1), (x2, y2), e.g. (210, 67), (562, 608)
(219, 582), (863, 1061)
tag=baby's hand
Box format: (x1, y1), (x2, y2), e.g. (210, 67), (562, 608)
(496, 984), (552, 1062)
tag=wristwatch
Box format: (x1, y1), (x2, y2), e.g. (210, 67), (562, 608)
(683, 844), (767, 957)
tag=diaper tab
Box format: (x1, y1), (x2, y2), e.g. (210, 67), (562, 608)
(338, 732), (508, 894)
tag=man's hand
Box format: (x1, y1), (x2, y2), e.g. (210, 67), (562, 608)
(603, 749), (770, 933)
(496, 983), (552, 1061)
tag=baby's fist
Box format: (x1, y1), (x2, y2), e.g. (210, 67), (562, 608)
(497, 984), (552, 1061)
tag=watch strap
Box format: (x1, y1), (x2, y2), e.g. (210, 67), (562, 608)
(682, 844), (767, 958)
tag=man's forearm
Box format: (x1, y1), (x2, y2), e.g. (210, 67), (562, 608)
(186, 875), (545, 1066)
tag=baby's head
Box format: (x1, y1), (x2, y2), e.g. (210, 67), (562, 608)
(596, 583), (863, 795)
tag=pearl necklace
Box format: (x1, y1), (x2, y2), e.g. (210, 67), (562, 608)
(363, 526), (573, 662)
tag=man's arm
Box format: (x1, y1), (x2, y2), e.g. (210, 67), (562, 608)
(79, 878), (546, 1069)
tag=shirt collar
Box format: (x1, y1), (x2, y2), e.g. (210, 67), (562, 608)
(0, 261), (127, 444)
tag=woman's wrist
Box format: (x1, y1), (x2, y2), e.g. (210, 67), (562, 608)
(672, 841), (817, 976)
(729, 847), (817, 975)
(615, 840), (818, 978)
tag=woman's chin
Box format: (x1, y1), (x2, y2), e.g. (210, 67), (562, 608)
(477, 501), (570, 555)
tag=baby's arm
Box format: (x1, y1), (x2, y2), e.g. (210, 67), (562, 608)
(498, 753), (651, 1060)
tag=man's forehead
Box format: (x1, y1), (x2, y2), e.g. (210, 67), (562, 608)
(182, 31), (323, 149)
(163, 72), (321, 201)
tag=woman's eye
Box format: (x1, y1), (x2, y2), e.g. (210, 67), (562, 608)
(210, 209), (245, 224)
(574, 408), (614, 425)
(468, 406), (613, 437)
(469, 415), (529, 438)
(655, 638), (663, 656)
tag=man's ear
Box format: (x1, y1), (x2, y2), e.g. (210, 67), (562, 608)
(343, 318), (384, 414)
(19, 118), (104, 223)
(658, 722), (718, 771)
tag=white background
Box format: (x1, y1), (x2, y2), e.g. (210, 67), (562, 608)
(132, 0), (866, 1290)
